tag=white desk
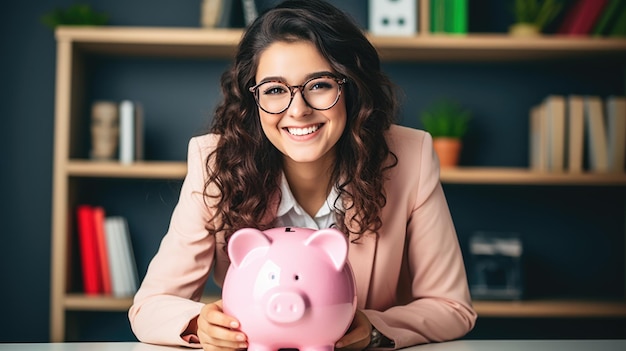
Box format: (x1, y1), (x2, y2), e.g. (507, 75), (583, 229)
(0, 340), (624, 351)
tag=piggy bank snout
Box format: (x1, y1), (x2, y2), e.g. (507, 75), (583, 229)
(265, 291), (306, 324)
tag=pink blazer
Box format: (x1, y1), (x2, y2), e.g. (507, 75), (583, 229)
(129, 125), (477, 348)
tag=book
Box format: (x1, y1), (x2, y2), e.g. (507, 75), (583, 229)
(529, 104), (549, 172)
(76, 205), (102, 295)
(118, 100), (144, 164)
(606, 96), (626, 172)
(105, 216), (139, 296)
(92, 206), (112, 295)
(558, 0), (609, 35)
(608, 2), (626, 36)
(201, 0), (224, 28)
(445, 0), (467, 34)
(566, 95), (585, 173)
(430, 0), (446, 33)
(591, 0), (624, 36)
(241, 0), (258, 26)
(369, 0), (418, 36)
(545, 95), (566, 173)
(584, 96), (609, 172)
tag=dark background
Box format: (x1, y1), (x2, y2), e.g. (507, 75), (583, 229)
(1, 0), (624, 343)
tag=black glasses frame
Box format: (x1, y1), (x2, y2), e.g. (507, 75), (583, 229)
(249, 75), (347, 114)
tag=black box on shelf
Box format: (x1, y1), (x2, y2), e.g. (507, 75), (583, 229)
(469, 231), (523, 300)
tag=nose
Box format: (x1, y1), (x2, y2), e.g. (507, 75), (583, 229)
(286, 88), (312, 118)
(265, 291), (306, 324)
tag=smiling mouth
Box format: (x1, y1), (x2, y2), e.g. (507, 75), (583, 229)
(285, 124), (323, 136)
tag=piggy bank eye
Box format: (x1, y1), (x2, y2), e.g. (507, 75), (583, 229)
(294, 274), (300, 281)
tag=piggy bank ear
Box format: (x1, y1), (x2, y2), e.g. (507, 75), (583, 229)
(304, 229), (348, 271)
(228, 228), (272, 268)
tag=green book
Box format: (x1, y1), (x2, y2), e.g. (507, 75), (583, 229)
(608, 2), (626, 36)
(447, 0), (468, 34)
(431, 0), (447, 33)
(592, 0), (624, 36)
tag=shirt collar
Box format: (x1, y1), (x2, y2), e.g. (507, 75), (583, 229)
(276, 172), (341, 218)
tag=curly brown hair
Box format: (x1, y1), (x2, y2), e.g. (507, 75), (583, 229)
(205, 0), (398, 241)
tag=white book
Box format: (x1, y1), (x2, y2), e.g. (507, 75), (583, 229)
(106, 216), (139, 296)
(545, 95), (566, 173)
(116, 217), (139, 295)
(105, 217), (129, 297)
(584, 96), (609, 173)
(567, 95), (585, 173)
(369, 0), (418, 36)
(606, 96), (626, 173)
(118, 100), (144, 164)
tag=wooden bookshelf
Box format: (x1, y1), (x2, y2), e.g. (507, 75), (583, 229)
(50, 26), (626, 341)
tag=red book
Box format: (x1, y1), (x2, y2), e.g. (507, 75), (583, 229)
(558, 0), (609, 35)
(93, 206), (112, 295)
(76, 205), (102, 294)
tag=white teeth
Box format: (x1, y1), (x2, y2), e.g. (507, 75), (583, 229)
(287, 124), (321, 136)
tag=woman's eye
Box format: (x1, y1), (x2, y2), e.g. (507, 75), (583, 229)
(263, 85), (287, 95)
(308, 80), (333, 91)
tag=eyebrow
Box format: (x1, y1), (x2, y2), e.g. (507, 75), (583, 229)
(257, 71), (336, 85)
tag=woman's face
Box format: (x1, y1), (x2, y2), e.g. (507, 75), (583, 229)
(254, 40), (347, 166)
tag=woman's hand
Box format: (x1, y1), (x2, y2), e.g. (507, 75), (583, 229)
(197, 300), (248, 351)
(335, 309), (372, 350)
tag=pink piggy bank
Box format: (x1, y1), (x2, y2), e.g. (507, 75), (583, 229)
(222, 226), (357, 351)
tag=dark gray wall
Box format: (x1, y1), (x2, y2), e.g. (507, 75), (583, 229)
(1, 0), (624, 343)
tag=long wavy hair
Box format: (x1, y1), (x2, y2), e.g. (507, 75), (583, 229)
(205, 0), (398, 241)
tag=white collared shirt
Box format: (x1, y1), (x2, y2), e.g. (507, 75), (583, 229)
(275, 173), (340, 229)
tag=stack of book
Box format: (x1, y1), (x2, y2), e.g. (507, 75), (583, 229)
(76, 205), (139, 296)
(529, 95), (626, 173)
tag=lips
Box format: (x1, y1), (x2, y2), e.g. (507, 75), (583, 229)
(285, 123), (323, 136)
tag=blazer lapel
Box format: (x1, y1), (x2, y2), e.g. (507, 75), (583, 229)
(348, 231), (377, 309)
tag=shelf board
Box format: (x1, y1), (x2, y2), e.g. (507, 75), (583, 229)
(55, 26), (626, 62)
(64, 294), (219, 311)
(66, 161), (626, 185)
(66, 160), (187, 179)
(440, 167), (626, 185)
(474, 300), (626, 318)
(63, 294), (626, 318)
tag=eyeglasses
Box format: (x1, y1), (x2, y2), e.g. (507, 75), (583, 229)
(249, 75), (347, 114)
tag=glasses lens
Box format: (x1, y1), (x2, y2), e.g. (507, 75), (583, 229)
(303, 77), (341, 111)
(256, 81), (292, 114)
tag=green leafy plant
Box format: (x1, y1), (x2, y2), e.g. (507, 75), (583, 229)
(41, 4), (108, 29)
(420, 98), (471, 139)
(513, 0), (563, 30)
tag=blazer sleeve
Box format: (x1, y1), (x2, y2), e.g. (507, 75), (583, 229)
(128, 136), (216, 348)
(363, 131), (477, 348)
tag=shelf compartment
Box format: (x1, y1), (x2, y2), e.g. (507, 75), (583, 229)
(56, 27), (626, 62)
(63, 293), (626, 318)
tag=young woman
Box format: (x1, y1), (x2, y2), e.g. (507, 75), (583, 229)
(129, 0), (476, 349)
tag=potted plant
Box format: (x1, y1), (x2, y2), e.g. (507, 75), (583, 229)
(509, 0), (563, 37)
(420, 98), (471, 168)
(41, 4), (108, 29)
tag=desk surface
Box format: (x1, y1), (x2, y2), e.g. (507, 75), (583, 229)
(0, 340), (624, 351)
